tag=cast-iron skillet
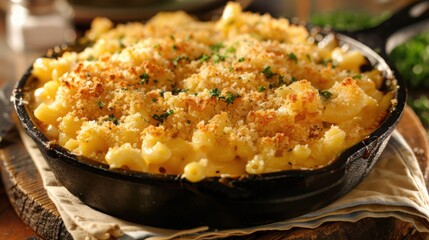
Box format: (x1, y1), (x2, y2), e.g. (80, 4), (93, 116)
(12, 1), (429, 230)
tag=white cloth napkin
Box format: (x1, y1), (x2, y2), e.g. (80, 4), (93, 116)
(20, 130), (429, 240)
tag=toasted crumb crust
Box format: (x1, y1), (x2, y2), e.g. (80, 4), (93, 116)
(30, 3), (394, 180)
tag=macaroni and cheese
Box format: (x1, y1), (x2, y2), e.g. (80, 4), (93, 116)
(29, 2), (395, 182)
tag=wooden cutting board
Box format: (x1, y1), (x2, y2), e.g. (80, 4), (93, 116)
(0, 106), (428, 240)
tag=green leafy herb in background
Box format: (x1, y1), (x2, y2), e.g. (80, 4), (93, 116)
(391, 31), (429, 128)
(390, 31), (429, 89)
(310, 11), (390, 31)
(408, 95), (429, 128)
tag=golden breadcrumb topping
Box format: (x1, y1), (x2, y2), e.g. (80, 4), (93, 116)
(30, 2), (395, 182)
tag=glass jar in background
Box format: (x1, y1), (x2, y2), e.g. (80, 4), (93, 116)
(5, 0), (75, 52)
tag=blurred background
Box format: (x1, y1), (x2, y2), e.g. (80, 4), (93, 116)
(0, 0), (428, 127)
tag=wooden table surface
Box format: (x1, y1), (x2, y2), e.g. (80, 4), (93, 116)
(0, 180), (37, 239)
(0, 106), (428, 240)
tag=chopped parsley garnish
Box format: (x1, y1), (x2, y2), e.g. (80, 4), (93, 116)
(169, 35), (175, 41)
(290, 76), (298, 83)
(213, 54), (226, 63)
(160, 90), (167, 98)
(172, 44), (178, 50)
(152, 109), (174, 123)
(238, 57), (245, 62)
(226, 46), (236, 53)
(210, 42), (224, 52)
(319, 90), (333, 99)
(278, 75), (285, 86)
(261, 66), (276, 79)
(258, 86), (266, 92)
(209, 88), (221, 98)
(306, 54), (312, 62)
(321, 59), (338, 68)
(352, 74), (362, 79)
(224, 92), (237, 105)
(140, 73), (150, 84)
(118, 35), (126, 48)
(209, 88), (239, 104)
(200, 54), (210, 62)
(172, 56), (189, 66)
(87, 56), (94, 61)
(96, 101), (104, 109)
(172, 88), (188, 95)
(152, 98), (157, 103)
(107, 114), (119, 125)
(288, 53), (298, 63)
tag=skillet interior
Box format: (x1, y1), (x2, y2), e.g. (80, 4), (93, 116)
(13, 24), (405, 230)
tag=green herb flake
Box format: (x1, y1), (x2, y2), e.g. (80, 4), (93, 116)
(210, 42), (224, 52)
(291, 76), (298, 83)
(107, 114), (119, 125)
(169, 35), (175, 41)
(209, 88), (221, 98)
(172, 88), (188, 95)
(87, 56), (94, 61)
(96, 101), (104, 109)
(352, 74), (362, 79)
(172, 56), (189, 66)
(226, 46), (236, 53)
(238, 57), (245, 62)
(224, 92), (237, 105)
(214, 54), (226, 63)
(319, 90), (333, 99)
(172, 45), (178, 50)
(119, 37), (126, 48)
(288, 53), (298, 63)
(152, 109), (174, 123)
(152, 98), (157, 103)
(278, 75), (285, 86)
(261, 66), (275, 79)
(200, 54), (210, 62)
(140, 73), (150, 84)
(258, 86), (266, 92)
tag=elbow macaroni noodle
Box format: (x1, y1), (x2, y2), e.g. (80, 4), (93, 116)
(29, 3), (395, 182)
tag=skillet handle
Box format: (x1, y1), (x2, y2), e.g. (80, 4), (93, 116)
(339, 0), (429, 55)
